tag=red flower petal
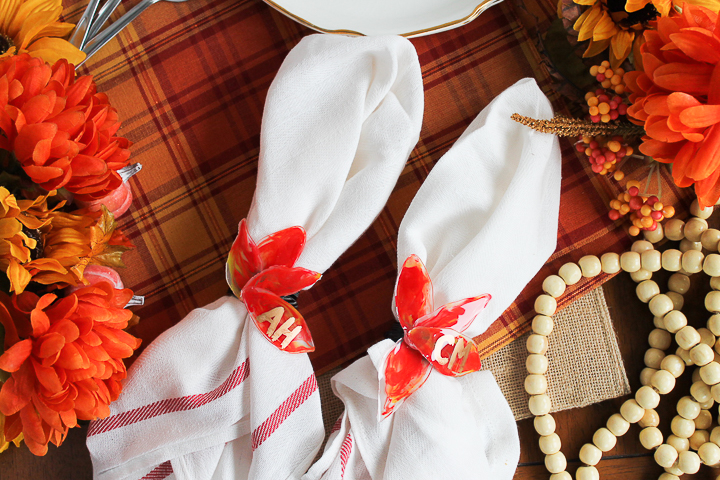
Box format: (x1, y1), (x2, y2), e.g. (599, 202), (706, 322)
(406, 327), (482, 377)
(242, 287), (314, 353)
(414, 294), (491, 333)
(226, 219), (262, 297)
(244, 265), (321, 297)
(380, 341), (431, 418)
(257, 226), (307, 269)
(0, 339), (33, 372)
(395, 255), (434, 331)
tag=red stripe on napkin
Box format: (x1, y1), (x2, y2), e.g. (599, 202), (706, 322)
(340, 432), (353, 479)
(251, 374), (318, 450)
(88, 360), (250, 437)
(140, 461), (173, 479)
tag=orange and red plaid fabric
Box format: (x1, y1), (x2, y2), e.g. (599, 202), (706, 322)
(62, 0), (692, 374)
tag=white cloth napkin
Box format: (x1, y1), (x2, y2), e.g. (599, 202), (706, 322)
(86, 34), (423, 480)
(305, 78), (562, 480)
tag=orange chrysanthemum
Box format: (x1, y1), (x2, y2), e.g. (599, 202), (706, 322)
(625, 4), (720, 207)
(0, 0), (85, 65)
(625, 0), (719, 17)
(0, 54), (132, 201)
(0, 283), (141, 455)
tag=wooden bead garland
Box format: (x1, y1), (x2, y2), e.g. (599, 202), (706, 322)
(526, 199), (720, 479)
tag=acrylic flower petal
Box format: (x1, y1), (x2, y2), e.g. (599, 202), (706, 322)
(0, 339), (32, 372)
(226, 219), (262, 297)
(413, 294), (491, 333)
(395, 254), (433, 332)
(244, 265), (321, 298)
(407, 327), (482, 377)
(379, 340), (431, 419)
(242, 287), (314, 353)
(257, 226), (307, 269)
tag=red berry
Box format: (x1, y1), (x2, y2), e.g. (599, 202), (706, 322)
(645, 221), (658, 231)
(651, 210), (663, 220)
(616, 150), (625, 159)
(592, 164), (604, 173)
(629, 196), (643, 210)
(598, 94), (610, 103)
(576, 143), (586, 152)
(610, 111), (619, 120)
(596, 74), (605, 82)
(589, 141), (599, 149)
(612, 96), (622, 104)
(646, 195), (659, 205)
(609, 101), (618, 109)
(609, 209), (621, 221)
(628, 186), (639, 196)
(618, 104), (627, 115)
(596, 88), (604, 95)
(590, 115), (601, 123)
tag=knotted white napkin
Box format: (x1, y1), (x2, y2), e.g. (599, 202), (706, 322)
(86, 34), (423, 480)
(304, 78), (562, 479)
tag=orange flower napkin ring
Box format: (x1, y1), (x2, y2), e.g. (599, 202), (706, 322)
(226, 219), (321, 353)
(379, 254), (491, 418)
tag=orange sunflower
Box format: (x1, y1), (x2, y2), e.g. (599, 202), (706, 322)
(0, 0), (84, 65)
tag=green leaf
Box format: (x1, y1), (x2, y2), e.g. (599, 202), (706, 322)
(542, 18), (596, 92)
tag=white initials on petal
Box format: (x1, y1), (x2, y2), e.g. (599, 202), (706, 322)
(431, 334), (456, 365)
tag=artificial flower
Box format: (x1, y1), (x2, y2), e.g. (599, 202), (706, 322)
(0, 412), (23, 452)
(0, 0), (85, 65)
(379, 255), (490, 418)
(625, 3), (720, 207)
(625, 0), (719, 17)
(572, 0), (660, 68)
(0, 54), (132, 201)
(226, 218), (321, 353)
(0, 283), (141, 455)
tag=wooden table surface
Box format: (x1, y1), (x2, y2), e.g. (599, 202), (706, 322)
(2, 270), (719, 479)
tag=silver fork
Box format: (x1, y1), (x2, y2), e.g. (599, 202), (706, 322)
(79, 0), (191, 66)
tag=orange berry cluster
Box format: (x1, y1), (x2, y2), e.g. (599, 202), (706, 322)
(585, 89), (628, 124)
(576, 135), (633, 179)
(608, 181), (676, 236)
(589, 61), (626, 94)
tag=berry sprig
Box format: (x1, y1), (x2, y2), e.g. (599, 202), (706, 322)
(585, 89), (629, 124)
(608, 181), (676, 236)
(589, 61), (626, 94)
(576, 135), (633, 179)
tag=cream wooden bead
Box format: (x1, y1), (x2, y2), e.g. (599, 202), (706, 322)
(665, 465), (683, 476)
(636, 281), (660, 303)
(600, 252), (620, 274)
(650, 294), (674, 317)
(527, 354), (548, 374)
(677, 326), (702, 350)
(644, 223), (664, 243)
(558, 262), (582, 285)
(668, 273), (690, 294)
(535, 295), (557, 316)
(709, 315), (720, 336)
(690, 430), (710, 450)
(640, 367), (658, 386)
(532, 315), (554, 336)
(691, 199), (714, 219)
(525, 374), (547, 395)
(713, 277), (720, 291)
(542, 275), (566, 298)
(620, 251), (641, 272)
(712, 426), (720, 445)
(630, 269), (652, 282)
(708, 292), (720, 313)
(636, 385), (660, 409)
(666, 219), (686, 241)
(662, 250), (683, 272)
(655, 444), (679, 468)
(632, 240), (654, 253)
(668, 435), (690, 452)
(640, 426), (663, 450)
(529, 394), (552, 416)
(644, 348), (665, 369)
(651, 369), (676, 394)
(592, 427), (617, 452)
(653, 315), (665, 329)
(678, 450), (701, 474)
(549, 473), (571, 480)
(579, 443), (603, 465)
(649, 329), (672, 350)
(666, 292), (684, 311)
(691, 381), (712, 403)
(677, 397), (701, 420)
(700, 327), (716, 347)
(705, 254), (720, 277)
(534, 414), (556, 436)
(691, 344), (715, 366)
(685, 217), (709, 242)
(682, 250), (705, 273)
(695, 409), (713, 430)
(607, 413), (630, 436)
(700, 396), (715, 409)
(539, 433), (561, 454)
(699, 441), (720, 466)
(661, 355), (685, 378)
(620, 399), (645, 423)
(642, 250), (662, 272)
(658, 474), (680, 480)
(677, 347), (693, 366)
(700, 362), (720, 385)
(711, 383), (720, 402)
(664, 310), (688, 334)
(576, 466), (599, 480)
(545, 452), (567, 474)
(527, 335), (549, 354)
(702, 228), (720, 251)
(680, 239), (703, 252)
(579, 255), (601, 277)
(639, 408), (660, 428)
(672, 415), (696, 438)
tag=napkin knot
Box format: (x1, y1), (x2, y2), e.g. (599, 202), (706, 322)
(226, 218), (322, 353)
(379, 254), (491, 419)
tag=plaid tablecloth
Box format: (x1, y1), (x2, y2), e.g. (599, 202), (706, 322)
(63, 0), (693, 374)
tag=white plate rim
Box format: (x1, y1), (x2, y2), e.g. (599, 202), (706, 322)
(262, 0), (499, 37)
